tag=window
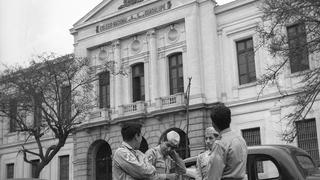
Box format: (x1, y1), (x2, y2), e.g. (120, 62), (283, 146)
(236, 38), (256, 85)
(99, 71), (110, 108)
(33, 95), (42, 128)
(59, 155), (69, 180)
(256, 159), (279, 180)
(168, 53), (184, 95)
(296, 119), (320, 165)
(242, 127), (261, 146)
(9, 99), (17, 132)
(6, 163), (14, 179)
(242, 127), (262, 172)
(31, 159), (40, 178)
(61, 86), (71, 122)
(132, 63), (145, 102)
(287, 23), (309, 73)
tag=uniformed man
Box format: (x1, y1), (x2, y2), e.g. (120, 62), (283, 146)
(195, 127), (219, 180)
(113, 122), (156, 180)
(207, 103), (248, 180)
(145, 131), (186, 180)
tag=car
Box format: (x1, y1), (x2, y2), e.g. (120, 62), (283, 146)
(182, 145), (320, 180)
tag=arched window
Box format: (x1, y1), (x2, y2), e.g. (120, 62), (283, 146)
(132, 63), (145, 102)
(168, 53), (184, 95)
(159, 128), (190, 159)
(95, 142), (112, 180)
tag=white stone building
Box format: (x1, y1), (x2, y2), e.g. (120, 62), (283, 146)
(1, 0), (320, 179)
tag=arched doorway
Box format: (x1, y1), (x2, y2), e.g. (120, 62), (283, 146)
(139, 137), (149, 153)
(95, 142), (112, 180)
(88, 140), (112, 180)
(159, 128), (190, 159)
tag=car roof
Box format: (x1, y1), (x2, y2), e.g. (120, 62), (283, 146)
(248, 144), (309, 156)
(183, 145), (310, 162)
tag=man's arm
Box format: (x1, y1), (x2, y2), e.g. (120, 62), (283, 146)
(145, 149), (179, 180)
(169, 150), (187, 174)
(145, 149), (168, 180)
(195, 154), (204, 180)
(207, 143), (226, 180)
(114, 149), (156, 179)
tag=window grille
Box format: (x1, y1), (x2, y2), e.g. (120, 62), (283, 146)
(242, 127), (261, 146)
(6, 163), (14, 179)
(242, 127), (262, 172)
(236, 38), (256, 85)
(296, 119), (320, 165)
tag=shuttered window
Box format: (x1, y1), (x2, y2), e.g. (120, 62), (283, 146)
(236, 38), (256, 85)
(168, 53), (184, 95)
(132, 63), (145, 102)
(287, 23), (309, 73)
(99, 71), (110, 108)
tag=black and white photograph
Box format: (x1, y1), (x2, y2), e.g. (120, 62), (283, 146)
(1, 0), (320, 179)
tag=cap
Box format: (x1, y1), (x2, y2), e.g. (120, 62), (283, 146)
(205, 127), (219, 136)
(166, 131), (180, 147)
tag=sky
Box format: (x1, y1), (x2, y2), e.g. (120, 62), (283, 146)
(0, 0), (235, 68)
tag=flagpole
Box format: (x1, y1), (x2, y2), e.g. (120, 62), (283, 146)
(185, 77), (192, 157)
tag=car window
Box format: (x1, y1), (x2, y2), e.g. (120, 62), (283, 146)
(256, 160), (279, 180)
(296, 155), (316, 169)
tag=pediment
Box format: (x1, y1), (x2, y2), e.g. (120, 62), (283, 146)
(73, 0), (148, 28)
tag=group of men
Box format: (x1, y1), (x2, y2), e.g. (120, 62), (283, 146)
(112, 102), (248, 180)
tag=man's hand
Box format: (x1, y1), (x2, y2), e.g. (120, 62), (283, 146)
(166, 173), (178, 180)
(168, 150), (178, 160)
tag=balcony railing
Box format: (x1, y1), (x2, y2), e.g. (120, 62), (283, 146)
(87, 108), (111, 123)
(119, 101), (146, 116)
(156, 93), (185, 109)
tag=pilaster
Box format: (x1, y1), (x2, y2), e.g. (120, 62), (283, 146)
(185, 6), (203, 103)
(147, 29), (158, 103)
(113, 40), (122, 110)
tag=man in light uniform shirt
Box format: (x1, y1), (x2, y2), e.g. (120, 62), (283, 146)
(145, 131), (186, 180)
(207, 103), (248, 180)
(113, 122), (156, 180)
(196, 127), (219, 180)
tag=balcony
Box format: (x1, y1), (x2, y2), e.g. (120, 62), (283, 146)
(87, 108), (111, 123)
(156, 93), (186, 110)
(118, 101), (146, 116)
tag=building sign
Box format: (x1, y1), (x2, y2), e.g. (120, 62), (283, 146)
(96, 1), (172, 33)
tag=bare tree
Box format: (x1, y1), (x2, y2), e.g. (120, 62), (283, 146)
(0, 53), (97, 178)
(257, 0), (320, 142)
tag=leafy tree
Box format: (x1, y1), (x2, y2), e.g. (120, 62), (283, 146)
(0, 53), (95, 178)
(257, 0), (320, 142)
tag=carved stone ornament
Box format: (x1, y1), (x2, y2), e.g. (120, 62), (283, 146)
(131, 39), (142, 53)
(118, 0), (144, 10)
(167, 25), (179, 42)
(98, 49), (108, 61)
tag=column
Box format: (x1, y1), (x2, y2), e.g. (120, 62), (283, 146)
(185, 6), (203, 102)
(147, 29), (158, 102)
(113, 40), (122, 109)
